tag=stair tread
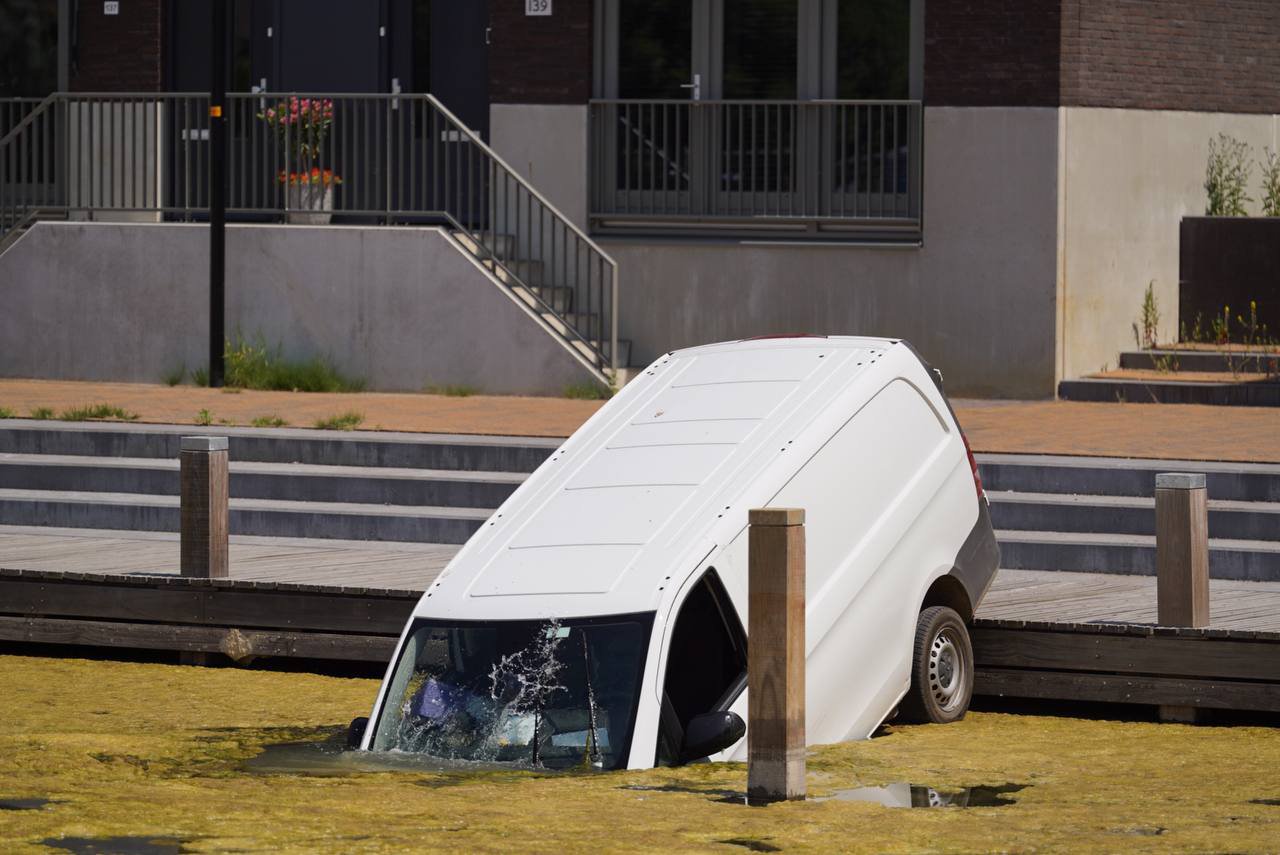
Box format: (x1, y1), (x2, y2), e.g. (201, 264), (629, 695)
(0, 487), (495, 518)
(988, 490), (1280, 513)
(0, 452), (528, 482)
(995, 528), (1280, 552)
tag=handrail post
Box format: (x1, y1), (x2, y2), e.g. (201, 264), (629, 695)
(747, 507), (806, 805)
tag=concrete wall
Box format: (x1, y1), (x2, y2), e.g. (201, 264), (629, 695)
(602, 107), (1062, 399)
(490, 104), (590, 231)
(1057, 108), (1280, 378)
(0, 222), (600, 396)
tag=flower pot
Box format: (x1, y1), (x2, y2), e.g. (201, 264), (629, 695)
(286, 183), (334, 225)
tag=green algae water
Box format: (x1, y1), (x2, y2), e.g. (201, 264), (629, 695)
(2, 654), (1279, 853)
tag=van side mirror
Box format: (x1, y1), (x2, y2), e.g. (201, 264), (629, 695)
(681, 711), (746, 762)
(346, 716), (369, 750)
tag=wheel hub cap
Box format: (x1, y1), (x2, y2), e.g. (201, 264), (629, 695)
(928, 631), (966, 712)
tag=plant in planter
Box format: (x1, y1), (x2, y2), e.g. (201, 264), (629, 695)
(259, 97), (340, 224)
(1261, 148), (1280, 218)
(1204, 133), (1252, 217)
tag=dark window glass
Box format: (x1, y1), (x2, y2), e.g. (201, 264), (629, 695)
(412, 0), (431, 93)
(0, 0), (57, 97)
(837, 0), (910, 99)
(618, 0), (691, 98)
(657, 570), (747, 765)
(722, 0), (797, 99)
(232, 0), (253, 91)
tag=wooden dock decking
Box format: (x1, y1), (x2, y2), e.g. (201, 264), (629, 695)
(1, 526), (1278, 713)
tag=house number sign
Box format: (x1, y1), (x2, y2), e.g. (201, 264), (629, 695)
(526, 0), (551, 15)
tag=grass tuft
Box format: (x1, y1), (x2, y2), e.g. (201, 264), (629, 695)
(0, 407), (15, 419)
(564, 382), (612, 400)
(59, 403), (140, 422)
(191, 366), (209, 387)
(313, 411), (364, 431)
(195, 409), (213, 426)
(162, 365), (187, 387)
(425, 384), (481, 398)
(250, 415), (289, 428)
(29, 406), (54, 420)
(225, 334), (363, 393)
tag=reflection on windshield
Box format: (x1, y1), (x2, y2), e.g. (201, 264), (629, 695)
(370, 615), (651, 770)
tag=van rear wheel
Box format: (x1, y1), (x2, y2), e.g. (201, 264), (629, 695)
(900, 606), (973, 724)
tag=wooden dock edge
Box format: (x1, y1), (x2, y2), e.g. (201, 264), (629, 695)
(2, 570), (1278, 715)
(972, 620), (1280, 713)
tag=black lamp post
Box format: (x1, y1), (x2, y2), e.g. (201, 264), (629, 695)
(208, 0), (227, 387)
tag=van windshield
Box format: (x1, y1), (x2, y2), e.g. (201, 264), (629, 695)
(370, 614), (653, 770)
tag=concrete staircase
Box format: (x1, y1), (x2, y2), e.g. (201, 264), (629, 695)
(454, 230), (634, 373)
(1059, 347), (1280, 406)
(2, 422), (1279, 582)
(0, 421), (555, 546)
(982, 453), (1280, 581)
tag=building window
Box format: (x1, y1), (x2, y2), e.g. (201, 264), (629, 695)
(836, 0), (909, 99)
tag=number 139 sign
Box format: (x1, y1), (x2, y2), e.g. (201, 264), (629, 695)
(526, 0), (551, 15)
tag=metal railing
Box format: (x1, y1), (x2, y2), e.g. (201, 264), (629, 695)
(1, 98), (45, 138)
(589, 99), (922, 240)
(0, 92), (619, 378)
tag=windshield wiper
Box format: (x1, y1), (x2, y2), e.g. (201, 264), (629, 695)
(581, 633), (603, 767)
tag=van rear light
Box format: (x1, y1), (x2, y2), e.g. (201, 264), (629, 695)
(961, 430), (985, 503)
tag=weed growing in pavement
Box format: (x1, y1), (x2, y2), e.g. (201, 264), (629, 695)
(191, 366), (209, 387)
(1133, 281), (1161, 350)
(225, 333), (363, 393)
(0, 407), (15, 419)
(251, 415), (289, 428)
(1205, 133), (1252, 216)
(28, 407), (54, 420)
(195, 409), (214, 426)
(163, 365), (187, 387)
(564, 382), (612, 400)
(313, 411), (364, 431)
(425, 384), (481, 397)
(59, 404), (139, 422)
(1261, 148), (1280, 217)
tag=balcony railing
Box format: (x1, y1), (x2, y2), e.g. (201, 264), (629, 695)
(0, 92), (619, 379)
(588, 99), (922, 241)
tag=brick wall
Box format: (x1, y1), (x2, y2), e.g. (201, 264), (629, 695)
(924, 0), (1062, 107)
(70, 0), (164, 91)
(489, 0), (592, 104)
(1060, 0), (1280, 114)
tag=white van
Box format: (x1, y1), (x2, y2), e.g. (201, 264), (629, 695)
(352, 336), (999, 770)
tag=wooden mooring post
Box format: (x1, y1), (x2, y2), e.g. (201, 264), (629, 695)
(180, 436), (229, 579)
(747, 508), (806, 804)
(1155, 472), (1210, 722)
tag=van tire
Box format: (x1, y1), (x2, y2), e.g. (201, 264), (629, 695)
(900, 606), (973, 724)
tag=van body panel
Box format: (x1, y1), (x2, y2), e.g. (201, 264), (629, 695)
(364, 337), (1000, 769)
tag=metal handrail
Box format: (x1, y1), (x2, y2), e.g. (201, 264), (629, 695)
(588, 98), (923, 241)
(0, 91), (620, 379)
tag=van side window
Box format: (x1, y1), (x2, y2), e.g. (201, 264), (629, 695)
(656, 569), (747, 766)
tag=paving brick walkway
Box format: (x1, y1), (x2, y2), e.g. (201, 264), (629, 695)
(3, 378), (1279, 463)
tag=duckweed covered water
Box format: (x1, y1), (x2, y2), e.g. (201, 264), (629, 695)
(1, 654), (1279, 853)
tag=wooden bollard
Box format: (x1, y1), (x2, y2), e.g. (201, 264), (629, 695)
(747, 507), (805, 804)
(1155, 473), (1210, 628)
(1155, 473), (1209, 723)
(180, 436), (229, 578)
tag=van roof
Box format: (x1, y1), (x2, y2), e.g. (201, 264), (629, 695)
(416, 336), (911, 621)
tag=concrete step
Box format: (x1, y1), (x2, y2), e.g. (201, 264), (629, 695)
(1120, 348), (1280, 373)
(995, 529), (1280, 582)
(0, 453), (523, 508)
(509, 281), (573, 313)
(0, 421), (558, 472)
(1058, 376), (1280, 406)
(976, 453), (1280, 502)
(988, 491), (1280, 541)
(453, 230), (518, 260)
(0, 488), (490, 544)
